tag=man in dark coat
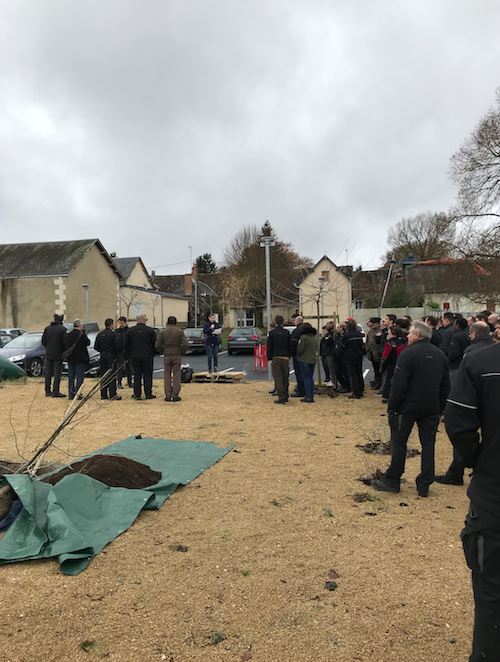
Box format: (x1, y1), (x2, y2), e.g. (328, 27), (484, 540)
(290, 315), (305, 398)
(365, 317), (381, 389)
(267, 315), (292, 404)
(125, 313), (157, 400)
(436, 322), (494, 487)
(371, 320), (450, 497)
(445, 334), (500, 660)
(115, 316), (132, 389)
(64, 318), (90, 399)
(42, 313), (67, 398)
(448, 318), (471, 384)
(94, 318), (120, 400)
(341, 319), (364, 399)
(439, 312), (455, 356)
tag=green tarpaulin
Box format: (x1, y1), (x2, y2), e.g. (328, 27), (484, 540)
(0, 436), (234, 575)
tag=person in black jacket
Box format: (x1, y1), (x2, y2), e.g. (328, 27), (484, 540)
(42, 313), (67, 398)
(333, 323), (350, 392)
(64, 318), (90, 399)
(341, 319), (364, 399)
(436, 322), (494, 487)
(445, 336), (500, 661)
(125, 313), (157, 400)
(94, 318), (120, 401)
(290, 315), (306, 397)
(439, 312), (455, 356)
(322, 320), (335, 387)
(266, 315), (292, 404)
(115, 316), (132, 389)
(448, 318), (471, 383)
(371, 320), (450, 497)
(425, 315), (441, 347)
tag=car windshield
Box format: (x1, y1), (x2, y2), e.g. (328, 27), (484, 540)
(231, 329), (255, 335)
(5, 333), (42, 350)
(186, 329), (203, 338)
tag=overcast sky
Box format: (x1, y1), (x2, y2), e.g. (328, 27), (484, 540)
(1, 0), (499, 275)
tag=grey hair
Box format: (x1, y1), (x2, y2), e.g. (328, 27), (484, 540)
(411, 319), (431, 340)
(295, 315), (304, 323)
(73, 319), (83, 328)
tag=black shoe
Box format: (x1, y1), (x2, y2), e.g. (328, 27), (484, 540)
(274, 399), (287, 405)
(291, 392), (306, 398)
(418, 488), (429, 498)
(300, 397), (314, 403)
(381, 398), (389, 404)
(117, 384), (124, 389)
(338, 388), (350, 394)
(131, 394), (141, 400)
(165, 397), (172, 402)
(101, 396), (109, 400)
(371, 479), (400, 493)
(52, 392), (66, 398)
(112, 396), (122, 401)
(172, 396), (181, 402)
(45, 391), (52, 397)
(348, 394), (361, 399)
(269, 389), (278, 395)
(145, 395), (157, 400)
(434, 475), (464, 486)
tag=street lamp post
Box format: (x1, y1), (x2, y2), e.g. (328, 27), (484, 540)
(82, 284), (90, 322)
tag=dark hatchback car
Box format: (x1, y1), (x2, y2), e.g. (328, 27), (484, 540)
(227, 327), (267, 354)
(0, 332), (45, 377)
(184, 328), (206, 353)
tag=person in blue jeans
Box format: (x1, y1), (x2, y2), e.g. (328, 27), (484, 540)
(203, 313), (221, 372)
(296, 322), (318, 403)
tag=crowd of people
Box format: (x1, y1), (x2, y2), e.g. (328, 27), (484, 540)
(268, 307), (500, 659)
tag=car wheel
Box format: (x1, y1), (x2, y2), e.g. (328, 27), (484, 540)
(228, 349), (233, 355)
(29, 358), (44, 377)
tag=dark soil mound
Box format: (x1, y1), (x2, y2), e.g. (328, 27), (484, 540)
(41, 454), (162, 489)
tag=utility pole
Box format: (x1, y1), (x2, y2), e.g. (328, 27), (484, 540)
(260, 236), (275, 332)
(260, 235), (275, 383)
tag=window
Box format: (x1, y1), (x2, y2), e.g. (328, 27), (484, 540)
(235, 309), (255, 327)
(355, 300), (363, 309)
(321, 271), (330, 282)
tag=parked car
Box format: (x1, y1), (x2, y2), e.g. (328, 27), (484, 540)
(62, 331), (100, 376)
(0, 333), (16, 348)
(184, 328), (206, 354)
(227, 327), (267, 354)
(0, 328), (27, 337)
(0, 332), (45, 377)
(63, 321), (99, 334)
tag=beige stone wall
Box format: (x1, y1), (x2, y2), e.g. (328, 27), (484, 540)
(158, 296), (189, 327)
(299, 258), (351, 331)
(0, 277), (60, 331)
(66, 243), (120, 326)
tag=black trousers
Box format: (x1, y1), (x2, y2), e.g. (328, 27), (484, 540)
(347, 362), (364, 397)
(371, 360), (381, 386)
(271, 357), (289, 401)
(292, 355), (305, 395)
(99, 356), (117, 399)
(461, 503), (500, 661)
(384, 412), (440, 492)
(334, 356), (350, 390)
(133, 356), (154, 398)
(44, 359), (62, 395)
(117, 351), (132, 387)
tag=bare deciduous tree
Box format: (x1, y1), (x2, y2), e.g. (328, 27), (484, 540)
(383, 211), (456, 264)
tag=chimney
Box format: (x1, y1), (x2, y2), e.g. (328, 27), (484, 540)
(184, 273), (192, 295)
(191, 263), (197, 280)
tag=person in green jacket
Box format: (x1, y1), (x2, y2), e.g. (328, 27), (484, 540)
(296, 322), (318, 403)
